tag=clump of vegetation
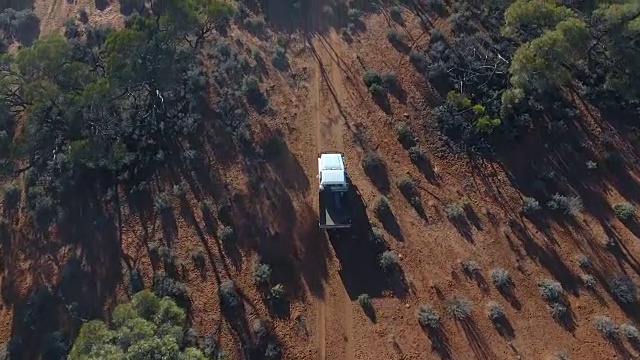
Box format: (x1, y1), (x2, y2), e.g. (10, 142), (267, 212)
(347, 8), (362, 22)
(357, 293), (372, 309)
(190, 247), (205, 269)
(218, 226), (235, 243)
(369, 227), (385, 246)
(448, 296), (472, 320)
(444, 202), (465, 219)
(361, 152), (383, 172)
(389, 6), (403, 23)
(417, 304), (440, 330)
(271, 46), (287, 69)
(269, 283), (285, 300)
(219, 280), (241, 310)
(594, 315), (618, 340)
(486, 301), (505, 322)
(381, 71), (399, 90)
(461, 260), (481, 276)
(581, 274), (597, 289)
(152, 273), (190, 308)
(394, 122), (415, 147)
(522, 197), (541, 214)
(409, 50), (427, 71)
(576, 253), (591, 269)
(253, 262), (272, 288)
(491, 267), (513, 290)
(378, 250), (399, 272)
(620, 323), (640, 342)
(2, 181), (21, 211)
(242, 75), (266, 106)
(549, 302), (568, 319)
(408, 145), (427, 162)
(153, 192), (171, 213)
(77, 7), (88, 23)
(547, 194), (582, 216)
(609, 276), (637, 304)
(373, 196), (392, 218)
(538, 278), (563, 302)
(69, 291), (205, 358)
(396, 176), (416, 197)
(613, 202), (636, 220)
(128, 268), (143, 294)
(386, 29), (405, 46)
(243, 17), (265, 33)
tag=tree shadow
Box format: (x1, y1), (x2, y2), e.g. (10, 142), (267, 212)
(497, 285), (522, 311)
(363, 160), (391, 194)
(423, 327), (453, 360)
(371, 91), (392, 114)
(449, 216), (473, 243)
(95, 0), (108, 10)
(118, 0), (145, 15)
(378, 208), (404, 241)
(491, 315), (515, 340)
(459, 318), (499, 360)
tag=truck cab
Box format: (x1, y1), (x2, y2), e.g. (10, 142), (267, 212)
(318, 152), (352, 229)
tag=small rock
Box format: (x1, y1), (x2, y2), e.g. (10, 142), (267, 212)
(405, 303), (410, 309)
(403, 113), (409, 118)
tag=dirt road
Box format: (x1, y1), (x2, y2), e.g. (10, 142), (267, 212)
(309, 28), (356, 360)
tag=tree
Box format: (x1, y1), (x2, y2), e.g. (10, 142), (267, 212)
(69, 290), (206, 360)
(502, 0), (577, 41)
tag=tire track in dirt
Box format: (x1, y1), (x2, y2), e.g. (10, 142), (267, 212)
(309, 28), (355, 360)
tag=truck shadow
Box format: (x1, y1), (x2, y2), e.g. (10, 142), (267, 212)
(327, 184), (407, 299)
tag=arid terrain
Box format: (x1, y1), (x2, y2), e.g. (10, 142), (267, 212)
(1, 0), (640, 359)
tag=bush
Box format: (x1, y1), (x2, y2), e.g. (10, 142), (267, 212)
(218, 226), (235, 243)
(425, 0), (445, 13)
(417, 304), (440, 329)
(378, 250), (399, 272)
(486, 301), (504, 322)
(271, 46), (287, 69)
(243, 17), (264, 33)
(77, 7), (88, 23)
(265, 342), (281, 360)
(368, 83), (387, 97)
(347, 8), (362, 21)
(386, 29), (404, 45)
(389, 6), (403, 23)
(444, 202), (464, 219)
(609, 276), (637, 304)
(219, 280), (240, 310)
(538, 278), (563, 302)
(63, 17), (79, 39)
(549, 302), (567, 319)
(152, 273), (190, 307)
(396, 176), (416, 196)
(586, 160), (597, 170)
(394, 122), (415, 147)
(357, 293), (372, 308)
(613, 202), (636, 220)
(363, 70), (382, 88)
(408, 145), (426, 162)
(270, 283), (285, 300)
(361, 152), (383, 172)
(461, 260), (481, 276)
(409, 50), (427, 70)
(621, 323), (639, 341)
(491, 268), (512, 290)
(576, 253), (591, 269)
(381, 71), (399, 89)
(581, 274), (596, 289)
(594, 315), (618, 340)
(547, 194), (582, 216)
(2, 181), (20, 210)
(522, 197), (541, 214)
(369, 227), (385, 246)
(373, 196), (391, 218)
(153, 192), (171, 213)
(253, 262), (272, 287)
(448, 297), (472, 320)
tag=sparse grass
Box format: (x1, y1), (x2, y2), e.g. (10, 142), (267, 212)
(378, 250), (399, 272)
(522, 197), (541, 214)
(491, 267), (512, 290)
(448, 296), (472, 320)
(594, 315), (618, 340)
(444, 202), (464, 219)
(357, 293), (372, 308)
(620, 323), (639, 341)
(486, 301), (505, 322)
(609, 276), (637, 304)
(538, 278), (563, 302)
(613, 202), (636, 220)
(417, 304), (440, 330)
(373, 196), (392, 218)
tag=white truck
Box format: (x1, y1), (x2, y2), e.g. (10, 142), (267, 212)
(318, 152), (352, 229)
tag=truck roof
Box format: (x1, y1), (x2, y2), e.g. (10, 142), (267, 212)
(319, 153), (344, 170)
(320, 169), (346, 185)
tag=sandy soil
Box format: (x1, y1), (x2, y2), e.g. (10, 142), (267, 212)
(4, 2), (640, 360)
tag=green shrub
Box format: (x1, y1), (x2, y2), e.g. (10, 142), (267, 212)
(153, 192), (171, 213)
(77, 7), (88, 23)
(522, 197), (541, 214)
(448, 296), (472, 320)
(218, 226), (235, 243)
(152, 273), (190, 307)
(389, 6), (403, 23)
(408, 145), (426, 162)
(609, 276), (637, 304)
(594, 315), (618, 340)
(219, 280), (240, 310)
(363, 70), (382, 88)
(491, 268), (512, 290)
(368, 83), (387, 97)
(243, 17), (265, 32)
(357, 293), (372, 308)
(461, 260), (481, 276)
(581, 274), (596, 289)
(409, 50), (427, 70)
(381, 71), (399, 89)
(417, 304), (440, 329)
(361, 152), (383, 172)
(621, 323), (639, 341)
(190, 248), (205, 269)
(444, 202), (464, 219)
(396, 176), (416, 196)
(369, 227), (385, 246)
(549, 302), (567, 319)
(586, 160), (597, 170)
(271, 46), (287, 69)
(347, 8), (362, 21)
(486, 301), (504, 322)
(394, 122), (414, 145)
(386, 29), (404, 44)
(538, 278), (563, 302)
(378, 250), (399, 271)
(576, 253), (591, 268)
(373, 196), (391, 218)
(253, 262), (272, 287)
(547, 194), (582, 216)
(613, 202), (636, 220)
(270, 283), (285, 300)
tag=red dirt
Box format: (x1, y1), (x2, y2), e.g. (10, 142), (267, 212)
(3, 2), (640, 360)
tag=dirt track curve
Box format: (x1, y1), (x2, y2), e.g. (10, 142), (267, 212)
(309, 27), (356, 360)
